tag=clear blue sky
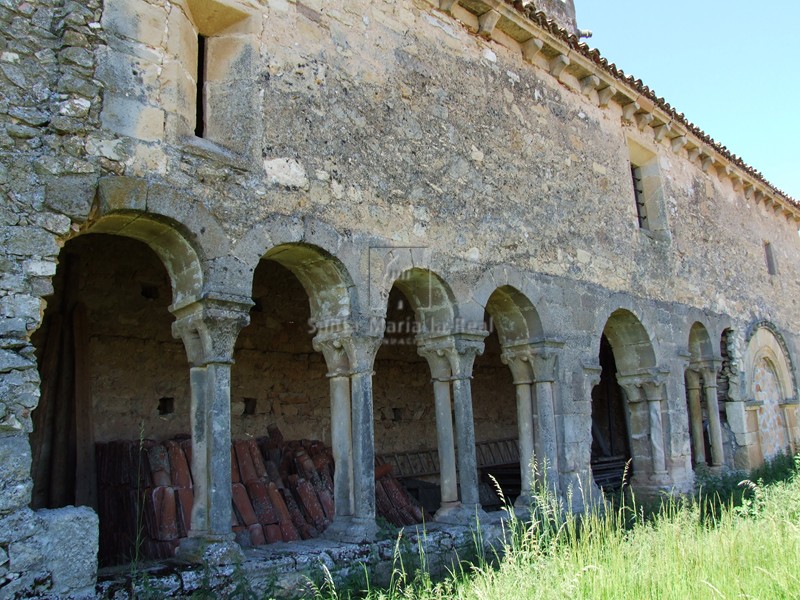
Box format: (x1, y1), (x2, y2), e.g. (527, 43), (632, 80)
(574, 1), (800, 200)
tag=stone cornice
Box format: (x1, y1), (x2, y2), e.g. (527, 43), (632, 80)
(429, 0), (800, 223)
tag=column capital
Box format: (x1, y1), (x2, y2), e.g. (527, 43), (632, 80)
(500, 345), (534, 385)
(171, 296), (252, 366)
(417, 332), (486, 380)
(313, 321), (383, 377)
(616, 369), (669, 403)
(684, 368), (702, 389)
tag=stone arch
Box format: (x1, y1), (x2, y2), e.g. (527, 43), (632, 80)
(80, 212), (205, 307)
(744, 323), (797, 461)
(260, 243), (356, 324)
(233, 215), (362, 317)
(745, 323), (797, 403)
(591, 308), (666, 492)
(484, 285), (544, 346)
(684, 321), (724, 468)
(387, 268), (458, 335)
(688, 322), (714, 363)
(602, 309), (657, 375)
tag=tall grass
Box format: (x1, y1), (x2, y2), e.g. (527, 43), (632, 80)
(321, 456), (800, 600)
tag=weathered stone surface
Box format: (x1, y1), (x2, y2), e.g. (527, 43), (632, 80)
(0, 434), (32, 512)
(43, 174), (98, 220)
(36, 506), (99, 595)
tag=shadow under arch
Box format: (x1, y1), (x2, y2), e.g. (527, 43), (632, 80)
(485, 285), (544, 346)
(261, 242), (356, 324)
(388, 267), (458, 335)
(85, 212), (205, 306)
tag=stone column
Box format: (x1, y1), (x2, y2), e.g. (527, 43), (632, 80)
(641, 380), (668, 475)
(343, 335), (383, 528)
(313, 334), (354, 519)
(172, 298), (251, 564)
(685, 369), (706, 466)
(701, 363), (725, 467)
(530, 348), (561, 495)
(447, 334), (485, 512)
(500, 349), (535, 506)
(419, 346), (460, 511)
(316, 329), (382, 543)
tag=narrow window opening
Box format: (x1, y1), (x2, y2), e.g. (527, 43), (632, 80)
(631, 164), (647, 228)
(764, 242), (777, 275)
(158, 397), (175, 415)
(242, 397), (257, 416)
(195, 34), (206, 138)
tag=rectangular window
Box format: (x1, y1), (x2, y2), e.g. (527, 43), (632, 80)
(764, 242), (777, 275)
(631, 164), (647, 228)
(195, 34), (206, 138)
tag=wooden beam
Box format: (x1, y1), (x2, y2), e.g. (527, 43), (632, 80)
(73, 302), (96, 509)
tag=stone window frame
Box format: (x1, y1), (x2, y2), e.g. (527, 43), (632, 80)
(165, 0), (260, 157)
(626, 137), (669, 241)
(764, 241), (778, 276)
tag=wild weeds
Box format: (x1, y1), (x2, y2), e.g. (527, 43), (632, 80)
(320, 454), (800, 600)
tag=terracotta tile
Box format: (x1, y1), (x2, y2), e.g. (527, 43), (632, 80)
(235, 440), (258, 484)
(232, 482), (258, 526)
(246, 480), (278, 525)
(248, 523), (266, 546)
(165, 440), (192, 489)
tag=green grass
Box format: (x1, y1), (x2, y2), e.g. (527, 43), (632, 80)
(319, 456), (800, 600)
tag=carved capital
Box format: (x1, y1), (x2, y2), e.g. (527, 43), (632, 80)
(617, 368), (669, 403)
(417, 332), (486, 381)
(500, 344), (535, 385)
(684, 368), (702, 390)
(171, 297), (252, 366)
(314, 321), (382, 377)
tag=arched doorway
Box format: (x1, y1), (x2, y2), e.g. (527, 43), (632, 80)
(591, 309), (667, 492)
(30, 225), (200, 566)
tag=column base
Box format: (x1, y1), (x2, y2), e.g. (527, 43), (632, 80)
(323, 516), (379, 544)
(177, 535), (244, 565)
(434, 502), (488, 526)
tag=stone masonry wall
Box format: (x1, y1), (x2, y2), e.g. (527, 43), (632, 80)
(0, 0), (799, 596)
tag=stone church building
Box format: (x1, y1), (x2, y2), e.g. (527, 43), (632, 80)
(0, 0), (798, 596)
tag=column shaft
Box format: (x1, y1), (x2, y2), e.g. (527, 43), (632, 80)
(686, 381), (705, 466)
(452, 377), (480, 508)
(329, 374), (353, 517)
(351, 370), (376, 519)
(515, 383), (535, 499)
(433, 379), (459, 505)
(535, 380), (560, 492)
(188, 366), (210, 536)
(207, 362), (235, 538)
(704, 380), (724, 467)
(648, 399), (667, 474)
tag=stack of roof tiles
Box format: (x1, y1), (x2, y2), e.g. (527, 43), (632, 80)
(95, 426), (429, 566)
